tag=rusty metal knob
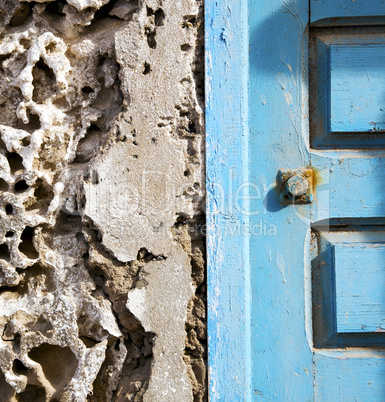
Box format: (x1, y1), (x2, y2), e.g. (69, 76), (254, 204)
(285, 174), (309, 197)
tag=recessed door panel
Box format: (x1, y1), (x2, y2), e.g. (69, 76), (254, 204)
(311, 0), (385, 25)
(314, 353), (385, 400)
(312, 153), (385, 220)
(313, 229), (385, 348)
(330, 44), (385, 133)
(310, 28), (385, 148)
(334, 243), (385, 333)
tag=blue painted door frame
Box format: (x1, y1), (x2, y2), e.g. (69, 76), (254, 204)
(205, 0), (251, 399)
(206, 0), (385, 400)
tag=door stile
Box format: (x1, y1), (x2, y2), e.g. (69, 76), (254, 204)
(248, 0), (314, 399)
(205, 0), (252, 400)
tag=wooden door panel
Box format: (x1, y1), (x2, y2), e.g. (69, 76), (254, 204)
(314, 353), (385, 400)
(312, 153), (385, 220)
(334, 243), (385, 333)
(310, 27), (385, 148)
(330, 44), (385, 133)
(311, 0), (385, 24)
(313, 229), (385, 348)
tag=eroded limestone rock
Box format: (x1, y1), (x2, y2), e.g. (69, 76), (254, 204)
(0, 0), (205, 400)
(126, 245), (194, 401)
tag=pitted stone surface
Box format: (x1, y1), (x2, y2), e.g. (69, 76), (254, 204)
(0, 0), (205, 400)
(127, 245), (194, 401)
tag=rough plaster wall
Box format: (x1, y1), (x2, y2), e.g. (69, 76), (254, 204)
(0, 0), (206, 400)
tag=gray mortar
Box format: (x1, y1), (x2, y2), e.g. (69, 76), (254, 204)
(0, 0), (206, 400)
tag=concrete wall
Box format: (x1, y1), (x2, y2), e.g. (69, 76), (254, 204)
(0, 0), (205, 400)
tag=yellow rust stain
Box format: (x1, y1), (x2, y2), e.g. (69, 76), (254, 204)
(311, 166), (324, 190)
(304, 166), (324, 203)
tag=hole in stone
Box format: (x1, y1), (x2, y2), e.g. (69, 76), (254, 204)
(34, 180), (51, 199)
(5, 231), (14, 238)
(0, 265), (46, 301)
(10, 4), (32, 27)
(25, 179), (54, 215)
(184, 169), (190, 177)
(19, 226), (38, 260)
(88, 124), (102, 134)
(0, 178), (8, 192)
(0, 54), (11, 72)
(32, 58), (56, 102)
(43, 162), (55, 171)
(155, 8), (165, 26)
(94, 0), (121, 20)
(181, 44), (192, 51)
(27, 315), (54, 335)
(80, 336), (98, 348)
(13, 359), (29, 375)
(45, 42), (57, 54)
(17, 110), (41, 132)
(137, 247), (156, 263)
(152, 138), (157, 144)
(28, 344), (78, 390)
(0, 244), (10, 261)
(5, 204), (13, 215)
(0, 369), (14, 400)
(13, 333), (21, 354)
(14, 180), (29, 193)
(187, 142), (197, 157)
(146, 29), (157, 49)
(27, 112), (40, 130)
(20, 38), (30, 48)
(21, 136), (30, 147)
(188, 120), (196, 133)
(74, 124), (103, 163)
(33, 181), (45, 199)
(6, 152), (23, 174)
(53, 96), (70, 109)
(183, 15), (197, 27)
(81, 86), (94, 96)
(17, 384), (46, 402)
(45, 1), (65, 16)
(174, 213), (188, 228)
(97, 55), (107, 68)
(142, 62), (151, 75)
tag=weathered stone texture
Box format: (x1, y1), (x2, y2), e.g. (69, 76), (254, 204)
(0, 0), (205, 400)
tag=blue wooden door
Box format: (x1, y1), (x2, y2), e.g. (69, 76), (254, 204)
(206, 0), (385, 400)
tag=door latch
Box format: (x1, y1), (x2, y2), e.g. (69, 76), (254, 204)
(278, 168), (313, 204)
